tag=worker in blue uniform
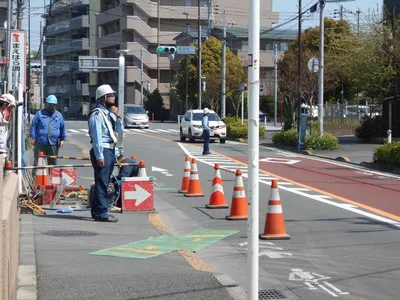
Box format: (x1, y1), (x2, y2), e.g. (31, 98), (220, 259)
(88, 84), (123, 222)
(29, 94), (66, 174)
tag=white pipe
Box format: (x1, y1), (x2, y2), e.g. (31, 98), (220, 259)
(117, 51), (126, 154)
(248, 0), (260, 298)
(17, 84), (23, 194)
(241, 90), (244, 125)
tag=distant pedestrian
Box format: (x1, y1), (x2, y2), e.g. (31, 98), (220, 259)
(88, 84), (123, 223)
(29, 94), (66, 172)
(202, 108), (212, 155)
(63, 105), (69, 119)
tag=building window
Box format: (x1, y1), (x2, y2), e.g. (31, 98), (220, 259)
(241, 41), (248, 51)
(186, 0), (191, 6)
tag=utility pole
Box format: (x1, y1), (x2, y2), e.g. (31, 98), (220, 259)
(356, 9), (360, 36)
(6, 0), (12, 91)
(157, 0), (160, 90)
(16, 0), (23, 29)
(318, 0), (325, 137)
(27, 0), (31, 119)
(198, 0), (202, 109)
(40, 22), (44, 107)
(140, 47), (144, 105)
(184, 12), (189, 111)
(207, 0), (212, 36)
(297, 0), (302, 147)
(340, 4), (343, 20)
(248, 0), (260, 298)
(273, 43), (278, 126)
(221, 10), (226, 118)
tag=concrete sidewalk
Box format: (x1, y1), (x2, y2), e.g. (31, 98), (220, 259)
(17, 210), (244, 300)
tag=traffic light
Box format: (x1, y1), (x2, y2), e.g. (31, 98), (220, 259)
(156, 46), (176, 60)
(30, 64), (41, 69)
(156, 46), (176, 54)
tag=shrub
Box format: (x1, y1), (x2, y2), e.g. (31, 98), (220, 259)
(226, 121), (266, 139)
(272, 129), (340, 150)
(305, 133), (340, 151)
(272, 129), (298, 147)
(355, 116), (386, 141)
(374, 142), (400, 167)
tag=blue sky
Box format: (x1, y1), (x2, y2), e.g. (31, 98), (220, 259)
(25, 0), (383, 54)
(272, 0), (382, 31)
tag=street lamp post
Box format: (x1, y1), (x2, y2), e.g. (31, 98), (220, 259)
(116, 49), (129, 154)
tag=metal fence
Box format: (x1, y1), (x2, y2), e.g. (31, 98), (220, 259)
(323, 103), (363, 125)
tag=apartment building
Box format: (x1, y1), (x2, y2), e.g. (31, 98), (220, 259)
(175, 26), (297, 96)
(95, 0), (279, 116)
(44, 0), (96, 118)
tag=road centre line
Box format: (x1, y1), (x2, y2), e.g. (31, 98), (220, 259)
(123, 131), (400, 224)
(177, 142), (400, 226)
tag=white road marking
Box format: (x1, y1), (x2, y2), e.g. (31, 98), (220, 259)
(177, 142), (400, 227)
(260, 157), (301, 165)
(68, 129), (80, 133)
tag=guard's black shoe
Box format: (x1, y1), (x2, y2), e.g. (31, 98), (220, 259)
(94, 214), (118, 223)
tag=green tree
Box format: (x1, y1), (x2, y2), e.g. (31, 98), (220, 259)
(144, 88), (163, 117)
(174, 36), (246, 116)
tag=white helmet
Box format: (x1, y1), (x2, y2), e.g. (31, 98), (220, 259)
(0, 94), (16, 106)
(203, 108), (209, 114)
(96, 84), (115, 100)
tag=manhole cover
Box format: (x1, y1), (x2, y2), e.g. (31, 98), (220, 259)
(42, 230), (97, 237)
(259, 289), (286, 299)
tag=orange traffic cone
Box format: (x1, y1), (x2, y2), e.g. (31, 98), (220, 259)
(138, 160), (147, 177)
(184, 158), (204, 197)
(35, 152), (49, 186)
(259, 180), (290, 240)
(179, 156), (191, 193)
(206, 164), (228, 209)
(226, 170), (248, 220)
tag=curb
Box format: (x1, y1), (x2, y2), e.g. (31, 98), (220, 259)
(17, 215), (38, 300)
(213, 272), (247, 300)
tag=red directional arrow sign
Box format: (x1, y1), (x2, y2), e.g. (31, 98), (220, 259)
(121, 177), (155, 212)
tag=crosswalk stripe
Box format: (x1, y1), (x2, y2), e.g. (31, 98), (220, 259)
(143, 129), (158, 133)
(68, 129), (80, 133)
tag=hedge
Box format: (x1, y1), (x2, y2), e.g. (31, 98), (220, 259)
(224, 117), (265, 139)
(373, 142), (400, 167)
(272, 129), (339, 151)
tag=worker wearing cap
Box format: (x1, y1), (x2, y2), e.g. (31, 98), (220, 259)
(88, 84), (123, 223)
(202, 107), (212, 155)
(29, 94), (66, 169)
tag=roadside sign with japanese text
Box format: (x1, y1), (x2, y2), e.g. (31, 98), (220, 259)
(10, 31), (26, 90)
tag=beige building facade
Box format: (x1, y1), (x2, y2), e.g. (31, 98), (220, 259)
(95, 0), (280, 115)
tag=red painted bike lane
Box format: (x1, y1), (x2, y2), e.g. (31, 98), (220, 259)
(234, 155), (400, 218)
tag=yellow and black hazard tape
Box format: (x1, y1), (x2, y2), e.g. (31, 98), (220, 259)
(8, 162), (139, 170)
(45, 155), (90, 161)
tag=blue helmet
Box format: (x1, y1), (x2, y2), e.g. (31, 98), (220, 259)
(46, 95), (57, 104)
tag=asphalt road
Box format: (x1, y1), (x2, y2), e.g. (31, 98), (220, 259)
(22, 120), (400, 300)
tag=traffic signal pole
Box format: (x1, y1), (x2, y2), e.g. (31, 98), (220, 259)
(248, 0), (260, 298)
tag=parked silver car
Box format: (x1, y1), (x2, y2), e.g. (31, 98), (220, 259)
(124, 104), (149, 128)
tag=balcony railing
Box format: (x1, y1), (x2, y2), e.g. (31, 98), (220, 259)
(47, 63), (73, 75)
(46, 38), (89, 56)
(46, 83), (89, 96)
(48, 0), (90, 14)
